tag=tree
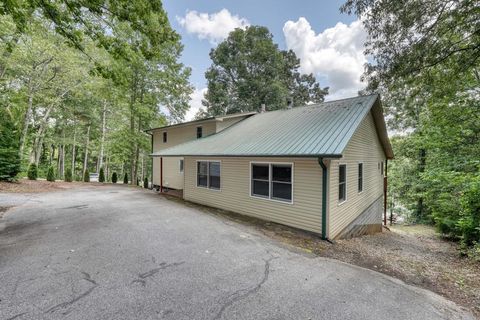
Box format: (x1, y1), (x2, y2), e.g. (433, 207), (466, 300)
(99, 166), (105, 183)
(27, 163), (37, 180)
(1, 1), (178, 76)
(342, 0), (480, 248)
(112, 172), (118, 184)
(64, 167), (72, 182)
(203, 26), (328, 115)
(123, 172), (128, 184)
(143, 177), (148, 189)
(0, 107), (20, 181)
(83, 170), (90, 182)
(46, 166), (55, 182)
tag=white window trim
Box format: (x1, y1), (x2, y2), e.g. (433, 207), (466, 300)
(195, 160), (221, 191)
(249, 161), (294, 205)
(338, 163), (347, 205)
(357, 161), (364, 194)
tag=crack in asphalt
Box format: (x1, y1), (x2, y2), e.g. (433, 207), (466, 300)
(61, 204), (88, 210)
(44, 271), (98, 314)
(6, 312), (27, 320)
(131, 261), (185, 286)
(213, 257), (276, 320)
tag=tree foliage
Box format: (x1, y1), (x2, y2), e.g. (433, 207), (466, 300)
(202, 26), (328, 115)
(27, 163), (37, 180)
(0, 106), (20, 181)
(343, 0), (480, 247)
(99, 166), (105, 183)
(111, 172), (118, 184)
(64, 167), (72, 182)
(0, 3), (191, 185)
(46, 166), (55, 182)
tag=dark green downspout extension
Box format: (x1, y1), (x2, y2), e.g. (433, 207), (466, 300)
(318, 158), (328, 240)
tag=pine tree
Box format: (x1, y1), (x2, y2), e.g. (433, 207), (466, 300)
(0, 108), (20, 181)
(99, 167), (105, 183)
(27, 163), (38, 180)
(112, 172), (118, 183)
(46, 166), (55, 182)
(123, 172), (128, 184)
(143, 177), (148, 188)
(65, 168), (72, 182)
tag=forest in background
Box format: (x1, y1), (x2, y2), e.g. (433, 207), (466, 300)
(0, 1), (192, 185)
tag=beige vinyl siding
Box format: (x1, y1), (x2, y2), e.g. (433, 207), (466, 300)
(184, 157), (323, 233)
(152, 156), (184, 190)
(162, 157), (184, 189)
(152, 122), (216, 189)
(152, 121), (217, 151)
(328, 112), (385, 238)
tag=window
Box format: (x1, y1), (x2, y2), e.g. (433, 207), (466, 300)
(197, 161), (220, 189)
(380, 161), (384, 176)
(339, 164), (347, 202)
(251, 163), (292, 202)
(179, 159), (184, 173)
(196, 126), (203, 139)
(209, 162), (220, 189)
(197, 162), (208, 187)
(252, 164), (269, 198)
(163, 132), (167, 143)
(358, 163), (363, 193)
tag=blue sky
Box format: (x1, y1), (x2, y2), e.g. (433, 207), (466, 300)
(162, 0), (367, 119)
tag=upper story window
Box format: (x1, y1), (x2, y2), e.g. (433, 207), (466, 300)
(179, 159), (184, 173)
(358, 163), (363, 193)
(251, 163), (292, 203)
(197, 161), (220, 190)
(163, 132), (167, 143)
(196, 126), (203, 139)
(339, 164), (347, 203)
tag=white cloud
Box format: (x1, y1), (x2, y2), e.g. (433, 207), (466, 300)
(176, 9), (250, 44)
(185, 87), (207, 121)
(283, 18), (367, 99)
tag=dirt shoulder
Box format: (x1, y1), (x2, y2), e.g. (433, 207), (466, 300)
(0, 179), (110, 193)
(170, 197), (480, 318)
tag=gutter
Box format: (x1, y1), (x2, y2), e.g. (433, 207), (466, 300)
(318, 157), (328, 240)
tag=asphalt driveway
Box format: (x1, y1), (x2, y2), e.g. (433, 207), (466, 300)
(0, 185), (473, 320)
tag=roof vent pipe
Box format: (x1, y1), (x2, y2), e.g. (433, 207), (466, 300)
(261, 104), (266, 113)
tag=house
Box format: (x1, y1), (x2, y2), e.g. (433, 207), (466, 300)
(148, 94), (394, 240)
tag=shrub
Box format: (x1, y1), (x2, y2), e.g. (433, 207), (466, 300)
(143, 177), (148, 188)
(46, 166), (55, 182)
(27, 163), (38, 180)
(136, 177), (139, 186)
(123, 172), (128, 184)
(99, 167), (105, 183)
(112, 172), (118, 183)
(64, 168), (72, 182)
(83, 170), (90, 182)
(0, 108), (20, 181)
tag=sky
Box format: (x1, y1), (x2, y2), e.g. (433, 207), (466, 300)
(162, 0), (366, 120)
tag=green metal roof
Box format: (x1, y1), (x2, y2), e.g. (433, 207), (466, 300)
(151, 94), (393, 158)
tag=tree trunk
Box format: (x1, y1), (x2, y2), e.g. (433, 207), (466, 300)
(99, 100), (107, 170)
(416, 148), (427, 220)
(83, 125), (91, 177)
(72, 122), (77, 176)
(19, 83), (34, 158)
